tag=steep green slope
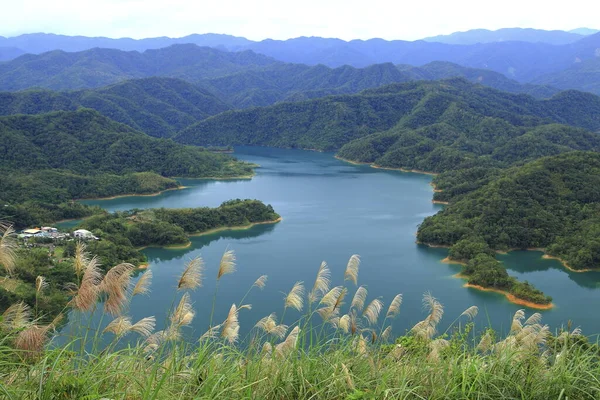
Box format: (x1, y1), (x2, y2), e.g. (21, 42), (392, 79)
(0, 78), (231, 138)
(418, 152), (600, 273)
(0, 109), (254, 228)
(71, 78), (230, 137)
(177, 79), (600, 151)
(0, 108), (251, 176)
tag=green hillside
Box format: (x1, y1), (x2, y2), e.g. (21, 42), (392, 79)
(177, 79), (600, 151)
(417, 152), (600, 300)
(0, 109), (254, 228)
(0, 77), (231, 138)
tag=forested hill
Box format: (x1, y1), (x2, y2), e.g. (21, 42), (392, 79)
(0, 108), (250, 177)
(0, 77), (231, 138)
(0, 45), (279, 91)
(0, 109), (254, 228)
(199, 61), (558, 108)
(176, 79), (600, 152)
(418, 151), (600, 272)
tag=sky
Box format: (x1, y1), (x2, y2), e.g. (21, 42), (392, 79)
(0, 0), (597, 41)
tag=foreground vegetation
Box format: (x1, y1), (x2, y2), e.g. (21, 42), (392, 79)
(0, 243), (598, 399)
(0, 200), (279, 321)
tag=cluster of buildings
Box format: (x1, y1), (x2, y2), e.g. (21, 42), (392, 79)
(19, 227), (98, 240)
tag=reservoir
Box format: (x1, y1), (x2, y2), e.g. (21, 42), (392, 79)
(71, 147), (600, 341)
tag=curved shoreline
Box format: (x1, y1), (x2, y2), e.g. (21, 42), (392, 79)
(428, 249), (555, 309)
(188, 217), (283, 237)
(334, 155), (439, 176)
(135, 217), (283, 252)
(77, 171), (258, 202)
(462, 281), (554, 310)
(497, 248), (599, 273)
(80, 185), (188, 201)
(421, 240), (600, 275)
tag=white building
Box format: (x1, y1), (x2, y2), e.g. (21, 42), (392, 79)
(73, 229), (97, 240)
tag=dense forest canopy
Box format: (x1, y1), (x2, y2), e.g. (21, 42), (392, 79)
(419, 152), (600, 271)
(0, 78), (230, 138)
(0, 109), (254, 228)
(177, 79), (600, 152)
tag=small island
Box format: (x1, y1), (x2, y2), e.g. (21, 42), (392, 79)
(75, 199), (281, 267)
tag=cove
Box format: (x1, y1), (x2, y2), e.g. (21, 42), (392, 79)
(64, 147), (600, 342)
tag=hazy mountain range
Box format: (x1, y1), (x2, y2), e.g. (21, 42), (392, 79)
(1, 28), (599, 86)
(423, 28), (598, 45)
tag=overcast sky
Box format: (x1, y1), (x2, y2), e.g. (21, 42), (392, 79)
(0, 0), (596, 41)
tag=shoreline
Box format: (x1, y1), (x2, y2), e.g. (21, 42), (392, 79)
(77, 171), (258, 202)
(188, 217), (283, 237)
(431, 249), (555, 309)
(497, 248), (599, 273)
(416, 241), (450, 249)
(136, 217), (283, 251)
(174, 171), (256, 181)
(432, 200), (449, 205)
(462, 281), (554, 310)
(334, 155), (439, 176)
(421, 240), (600, 274)
(79, 185), (188, 201)
(541, 254), (599, 273)
(441, 257), (466, 266)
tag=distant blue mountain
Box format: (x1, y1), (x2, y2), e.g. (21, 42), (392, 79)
(569, 28), (599, 36)
(1, 31), (600, 83)
(0, 46), (25, 61)
(422, 28), (586, 45)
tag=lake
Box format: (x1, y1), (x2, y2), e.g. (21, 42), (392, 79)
(64, 147), (600, 343)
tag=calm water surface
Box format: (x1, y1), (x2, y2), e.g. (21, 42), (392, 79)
(62, 147), (600, 342)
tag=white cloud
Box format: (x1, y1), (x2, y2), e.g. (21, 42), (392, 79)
(0, 0), (597, 40)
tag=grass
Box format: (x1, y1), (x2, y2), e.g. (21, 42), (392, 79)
(1, 244), (600, 399)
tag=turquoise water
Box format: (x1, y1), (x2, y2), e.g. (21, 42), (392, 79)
(62, 147), (600, 343)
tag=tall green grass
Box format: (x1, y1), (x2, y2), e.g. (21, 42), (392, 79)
(1, 241), (599, 399)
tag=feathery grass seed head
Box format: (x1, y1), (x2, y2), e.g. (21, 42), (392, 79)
(178, 257), (203, 290)
(217, 249), (236, 279)
(386, 294), (403, 318)
(309, 261), (331, 304)
(253, 275), (268, 290)
(133, 269), (153, 296)
(221, 304), (240, 344)
(344, 254), (360, 285)
(363, 298), (383, 325)
(351, 286), (368, 312)
(284, 281), (304, 311)
(0, 223), (17, 276)
(101, 263), (135, 315)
